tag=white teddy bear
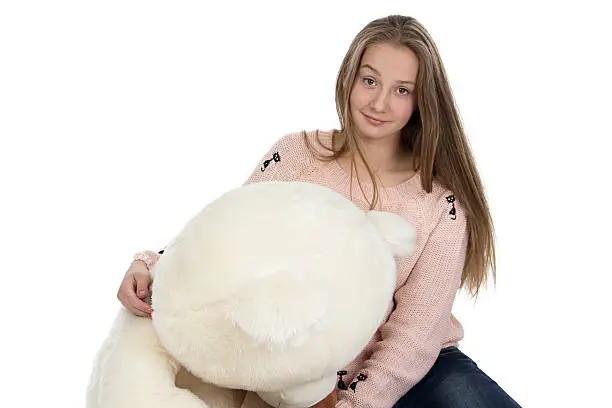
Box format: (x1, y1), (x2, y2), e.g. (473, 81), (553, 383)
(86, 181), (416, 408)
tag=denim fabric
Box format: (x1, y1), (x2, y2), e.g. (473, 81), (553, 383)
(392, 347), (521, 408)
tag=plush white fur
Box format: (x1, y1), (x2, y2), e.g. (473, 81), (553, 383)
(87, 181), (416, 408)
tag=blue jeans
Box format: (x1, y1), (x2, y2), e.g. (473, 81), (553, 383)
(393, 347), (521, 408)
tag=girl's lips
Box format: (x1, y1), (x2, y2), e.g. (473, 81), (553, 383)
(362, 112), (387, 125)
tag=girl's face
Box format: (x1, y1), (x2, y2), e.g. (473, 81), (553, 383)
(349, 42), (418, 142)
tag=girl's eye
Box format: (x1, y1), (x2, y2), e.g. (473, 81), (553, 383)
(363, 77), (376, 86)
(398, 87), (411, 95)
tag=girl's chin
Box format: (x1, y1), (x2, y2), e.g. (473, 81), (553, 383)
(355, 122), (400, 140)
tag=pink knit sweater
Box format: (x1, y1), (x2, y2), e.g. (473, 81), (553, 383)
(136, 130), (468, 408)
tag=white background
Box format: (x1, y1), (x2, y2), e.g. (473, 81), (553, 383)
(1, 1), (610, 407)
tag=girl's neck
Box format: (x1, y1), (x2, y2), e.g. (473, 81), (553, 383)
(334, 131), (416, 188)
(340, 131), (413, 174)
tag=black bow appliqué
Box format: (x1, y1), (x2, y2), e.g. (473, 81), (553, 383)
(446, 194), (456, 220)
(350, 371), (368, 391)
(337, 370), (368, 392)
(260, 152), (280, 172)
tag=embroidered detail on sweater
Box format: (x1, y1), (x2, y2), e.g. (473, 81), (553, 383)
(349, 371), (368, 392)
(260, 152), (281, 172)
(337, 370), (368, 391)
(445, 194), (456, 220)
(337, 370), (348, 390)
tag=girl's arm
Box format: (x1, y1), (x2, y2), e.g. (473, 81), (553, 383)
(336, 191), (469, 408)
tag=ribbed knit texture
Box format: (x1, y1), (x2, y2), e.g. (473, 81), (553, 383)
(136, 129), (468, 408)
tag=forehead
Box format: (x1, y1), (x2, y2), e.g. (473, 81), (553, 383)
(360, 42), (419, 81)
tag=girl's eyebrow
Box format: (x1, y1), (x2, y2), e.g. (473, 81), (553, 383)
(360, 64), (415, 85)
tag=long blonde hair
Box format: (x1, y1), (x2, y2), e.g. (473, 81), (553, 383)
(305, 15), (496, 297)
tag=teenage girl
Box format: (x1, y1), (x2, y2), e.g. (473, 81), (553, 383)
(117, 15), (521, 408)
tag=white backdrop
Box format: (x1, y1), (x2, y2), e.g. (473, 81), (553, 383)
(1, 1), (610, 407)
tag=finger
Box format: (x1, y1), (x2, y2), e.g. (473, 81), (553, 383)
(126, 290), (153, 315)
(118, 280), (152, 315)
(133, 272), (151, 299)
(126, 303), (150, 318)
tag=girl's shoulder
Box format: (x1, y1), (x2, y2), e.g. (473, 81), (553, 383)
(274, 128), (336, 157)
(392, 175), (461, 229)
(245, 129), (334, 184)
(422, 178), (465, 228)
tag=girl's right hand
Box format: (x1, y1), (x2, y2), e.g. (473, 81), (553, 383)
(117, 260), (153, 317)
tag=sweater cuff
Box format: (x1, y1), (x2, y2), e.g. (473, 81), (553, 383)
(132, 250), (161, 271)
(335, 390), (357, 408)
(335, 399), (354, 408)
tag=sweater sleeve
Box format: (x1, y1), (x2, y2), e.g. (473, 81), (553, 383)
(243, 132), (307, 185)
(336, 191), (469, 408)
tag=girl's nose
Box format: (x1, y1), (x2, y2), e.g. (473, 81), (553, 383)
(370, 90), (388, 112)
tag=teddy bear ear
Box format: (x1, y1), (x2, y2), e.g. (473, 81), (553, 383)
(224, 273), (331, 348)
(366, 211), (417, 257)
